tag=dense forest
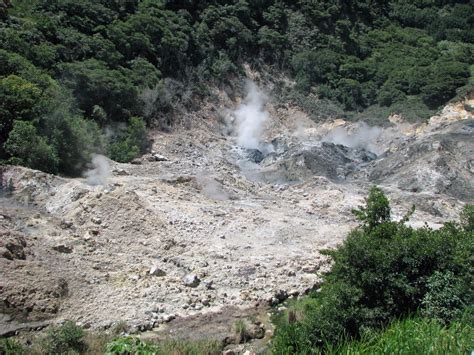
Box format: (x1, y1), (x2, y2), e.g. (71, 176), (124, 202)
(0, 0), (473, 175)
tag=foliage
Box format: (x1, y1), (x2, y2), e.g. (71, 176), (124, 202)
(46, 112), (105, 176)
(1, 0), (473, 174)
(421, 271), (464, 324)
(105, 337), (158, 354)
(107, 116), (147, 163)
(0, 75), (48, 147)
(351, 186), (391, 230)
(272, 188), (474, 353)
(335, 317), (474, 354)
(42, 320), (87, 354)
(4, 120), (58, 173)
(0, 338), (24, 355)
(59, 59), (138, 122)
(234, 319), (248, 343)
(460, 203), (474, 232)
(105, 336), (222, 355)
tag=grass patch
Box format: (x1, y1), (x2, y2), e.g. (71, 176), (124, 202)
(334, 317), (474, 354)
(234, 319), (248, 343)
(105, 336), (222, 355)
(0, 338), (24, 355)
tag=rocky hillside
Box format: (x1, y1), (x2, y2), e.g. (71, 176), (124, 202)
(1, 89), (472, 345)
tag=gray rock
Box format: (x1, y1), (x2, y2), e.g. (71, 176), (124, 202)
(129, 274), (140, 281)
(183, 274), (200, 287)
(60, 220), (73, 229)
(0, 247), (13, 260)
(113, 168), (129, 176)
(152, 153), (169, 162)
(149, 265), (166, 277)
(52, 244), (73, 254)
(247, 323), (265, 339)
(201, 298), (210, 306)
(246, 149), (264, 163)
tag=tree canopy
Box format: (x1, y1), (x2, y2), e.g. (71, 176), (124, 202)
(1, 0), (473, 175)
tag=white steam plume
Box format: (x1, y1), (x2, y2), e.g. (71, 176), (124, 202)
(85, 154), (110, 186)
(234, 81), (269, 150)
(323, 122), (383, 154)
(196, 173), (229, 201)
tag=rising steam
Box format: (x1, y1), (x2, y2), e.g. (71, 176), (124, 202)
(234, 81), (270, 150)
(323, 122), (383, 155)
(196, 173), (229, 201)
(85, 154), (110, 186)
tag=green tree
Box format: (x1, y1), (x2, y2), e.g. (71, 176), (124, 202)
(46, 112), (105, 176)
(107, 116), (148, 163)
(352, 186), (391, 230)
(4, 120), (58, 173)
(421, 61), (470, 107)
(59, 59), (138, 122)
(0, 75), (49, 153)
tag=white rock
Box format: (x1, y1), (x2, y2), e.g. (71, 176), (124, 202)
(183, 274), (200, 287)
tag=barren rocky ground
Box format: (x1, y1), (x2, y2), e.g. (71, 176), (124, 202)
(1, 93), (472, 346)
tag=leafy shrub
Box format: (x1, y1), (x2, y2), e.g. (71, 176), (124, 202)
(45, 111), (105, 176)
(421, 271), (463, 324)
(421, 61), (470, 108)
(272, 188), (474, 352)
(460, 204), (474, 232)
(377, 83), (406, 107)
(105, 337), (222, 355)
(0, 75), (47, 143)
(4, 120), (58, 173)
(105, 337), (158, 354)
(108, 116), (147, 163)
(42, 321), (87, 354)
(0, 338), (24, 355)
(59, 59), (138, 122)
(351, 186), (391, 229)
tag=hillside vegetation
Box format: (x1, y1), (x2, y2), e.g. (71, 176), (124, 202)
(272, 187), (474, 353)
(1, 0), (473, 175)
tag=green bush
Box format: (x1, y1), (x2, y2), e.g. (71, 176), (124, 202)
(105, 337), (158, 354)
(421, 271), (463, 324)
(42, 320), (87, 354)
(4, 120), (58, 173)
(105, 336), (222, 355)
(45, 111), (105, 176)
(460, 204), (474, 232)
(108, 116), (147, 163)
(272, 188), (474, 352)
(351, 186), (391, 230)
(0, 338), (24, 355)
(0, 75), (48, 144)
(59, 59), (138, 122)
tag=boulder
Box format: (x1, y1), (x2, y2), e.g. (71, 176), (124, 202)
(246, 149), (264, 163)
(152, 153), (169, 162)
(1, 235), (27, 260)
(149, 266), (166, 277)
(183, 274), (200, 287)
